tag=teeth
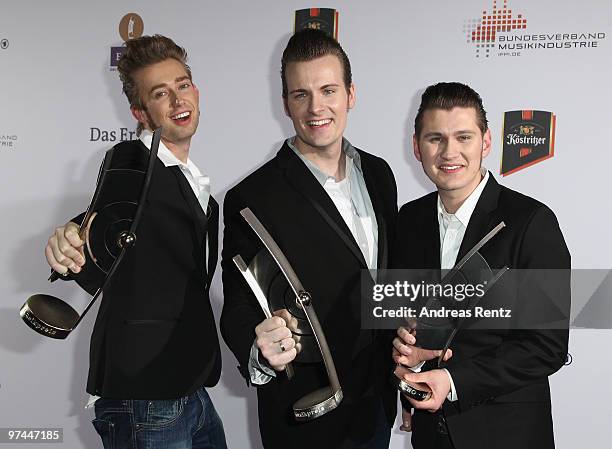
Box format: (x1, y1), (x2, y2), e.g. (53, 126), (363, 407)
(307, 119), (331, 126)
(172, 111), (190, 120)
(441, 165), (461, 170)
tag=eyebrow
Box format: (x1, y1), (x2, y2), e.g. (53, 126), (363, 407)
(289, 88), (307, 95)
(288, 83), (341, 95)
(422, 130), (477, 138)
(148, 76), (191, 95)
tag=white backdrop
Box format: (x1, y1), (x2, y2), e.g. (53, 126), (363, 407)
(1, 0), (611, 448)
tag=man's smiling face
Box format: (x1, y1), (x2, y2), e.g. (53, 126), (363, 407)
(283, 54), (355, 156)
(414, 106), (491, 200)
(131, 58), (200, 147)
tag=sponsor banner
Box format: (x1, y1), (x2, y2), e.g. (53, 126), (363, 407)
(0, 134), (18, 150)
(89, 127), (137, 143)
(501, 110), (556, 176)
(294, 8), (339, 39)
(110, 13), (144, 70)
(464, 0), (605, 58)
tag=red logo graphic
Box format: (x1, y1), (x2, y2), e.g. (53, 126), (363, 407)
(465, 0), (527, 57)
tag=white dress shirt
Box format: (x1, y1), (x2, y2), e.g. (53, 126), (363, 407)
(319, 157), (376, 269)
(438, 169), (489, 402)
(140, 130), (211, 212)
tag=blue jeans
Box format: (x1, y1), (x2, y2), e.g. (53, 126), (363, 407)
(92, 387), (228, 449)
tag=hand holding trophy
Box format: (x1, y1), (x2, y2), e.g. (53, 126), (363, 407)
(233, 208), (342, 421)
(255, 309), (301, 373)
(391, 222), (508, 403)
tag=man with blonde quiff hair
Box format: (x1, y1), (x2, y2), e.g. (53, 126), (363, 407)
(44, 35), (227, 449)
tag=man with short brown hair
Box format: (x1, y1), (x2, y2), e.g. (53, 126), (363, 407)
(221, 29), (398, 449)
(393, 82), (570, 449)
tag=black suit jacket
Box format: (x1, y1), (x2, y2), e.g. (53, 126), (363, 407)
(73, 139), (221, 399)
(221, 142), (398, 448)
(394, 174), (570, 449)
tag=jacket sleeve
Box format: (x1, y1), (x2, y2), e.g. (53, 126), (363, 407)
(220, 187), (268, 383)
(447, 205), (570, 410)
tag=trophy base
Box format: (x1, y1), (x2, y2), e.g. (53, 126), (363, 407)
(20, 294), (79, 339)
(293, 386), (343, 421)
(391, 373), (432, 402)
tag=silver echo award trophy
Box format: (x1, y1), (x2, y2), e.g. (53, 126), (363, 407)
(393, 222), (509, 401)
(233, 208), (343, 421)
(20, 128), (162, 339)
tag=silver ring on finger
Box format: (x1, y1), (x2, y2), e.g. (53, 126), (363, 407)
(279, 341), (286, 352)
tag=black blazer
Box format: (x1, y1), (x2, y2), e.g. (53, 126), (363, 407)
(74, 139), (221, 399)
(221, 142), (398, 448)
(394, 174), (570, 449)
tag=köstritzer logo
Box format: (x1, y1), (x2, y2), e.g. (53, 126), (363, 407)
(1, 39), (8, 50)
(110, 13), (144, 70)
(500, 110), (556, 176)
(294, 8), (339, 40)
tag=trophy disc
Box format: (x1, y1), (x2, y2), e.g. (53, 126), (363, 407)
(20, 294), (79, 339)
(251, 250), (321, 363)
(20, 128), (162, 340)
(293, 386), (343, 421)
(88, 201), (137, 272)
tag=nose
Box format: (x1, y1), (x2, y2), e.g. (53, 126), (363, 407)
(439, 138), (460, 160)
(308, 93), (324, 115)
(170, 90), (184, 106)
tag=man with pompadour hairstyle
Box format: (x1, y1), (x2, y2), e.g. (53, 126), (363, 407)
(393, 82), (570, 449)
(221, 29), (398, 449)
(44, 34), (228, 449)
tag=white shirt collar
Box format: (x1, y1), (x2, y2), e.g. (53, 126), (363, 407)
(437, 169), (490, 228)
(139, 129), (197, 171)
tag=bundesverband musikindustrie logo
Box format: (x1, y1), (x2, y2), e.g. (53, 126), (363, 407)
(500, 110), (556, 176)
(464, 0), (605, 58)
(110, 13), (144, 70)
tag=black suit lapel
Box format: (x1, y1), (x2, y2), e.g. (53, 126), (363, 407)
(359, 152), (388, 269)
(169, 165), (209, 277)
(456, 173), (501, 261)
(277, 143), (368, 268)
(206, 196), (219, 288)
(424, 194), (442, 269)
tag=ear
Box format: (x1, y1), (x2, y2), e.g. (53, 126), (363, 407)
(413, 133), (422, 162)
(283, 97), (291, 118)
(130, 106), (148, 130)
(481, 128), (492, 159)
(347, 82), (356, 110)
